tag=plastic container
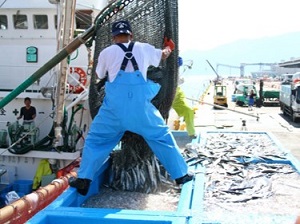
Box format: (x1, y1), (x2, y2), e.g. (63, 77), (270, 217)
(13, 180), (33, 195)
(0, 184), (13, 208)
(0, 129), (8, 147)
(0, 183), (13, 194)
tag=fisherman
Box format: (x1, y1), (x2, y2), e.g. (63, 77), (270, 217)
(172, 56), (196, 139)
(248, 89), (256, 111)
(17, 97), (36, 125)
(69, 20), (194, 195)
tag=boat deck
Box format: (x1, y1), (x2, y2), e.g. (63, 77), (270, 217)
(27, 130), (300, 224)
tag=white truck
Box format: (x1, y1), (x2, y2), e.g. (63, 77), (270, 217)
(279, 80), (300, 122)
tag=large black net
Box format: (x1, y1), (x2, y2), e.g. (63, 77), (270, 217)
(88, 0), (179, 193)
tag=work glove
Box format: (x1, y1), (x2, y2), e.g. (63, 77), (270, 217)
(163, 37), (175, 51)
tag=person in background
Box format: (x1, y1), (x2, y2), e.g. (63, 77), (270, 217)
(172, 56), (196, 138)
(17, 97), (36, 124)
(248, 89), (256, 111)
(69, 20), (194, 196)
(32, 159), (53, 191)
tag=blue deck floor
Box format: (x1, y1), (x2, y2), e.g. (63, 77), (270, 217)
(27, 131), (300, 224)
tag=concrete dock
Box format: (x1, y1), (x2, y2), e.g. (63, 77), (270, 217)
(188, 84), (300, 162)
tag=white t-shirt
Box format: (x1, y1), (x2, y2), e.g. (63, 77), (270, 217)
(96, 41), (162, 82)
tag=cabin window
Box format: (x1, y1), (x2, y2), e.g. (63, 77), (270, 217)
(0, 15), (8, 30)
(75, 10), (93, 29)
(33, 15), (48, 29)
(13, 14), (28, 29)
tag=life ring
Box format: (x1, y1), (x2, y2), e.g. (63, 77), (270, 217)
(293, 78), (300, 84)
(68, 67), (87, 93)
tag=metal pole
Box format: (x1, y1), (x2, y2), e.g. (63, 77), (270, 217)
(186, 97), (260, 121)
(54, 0), (76, 144)
(206, 59), (220, 81)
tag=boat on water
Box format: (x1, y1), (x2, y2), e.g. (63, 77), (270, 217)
(0, 0), (187, 222)
(0, 0), (106, 209)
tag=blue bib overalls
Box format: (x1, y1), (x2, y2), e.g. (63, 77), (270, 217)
(78, 42), (188, 180)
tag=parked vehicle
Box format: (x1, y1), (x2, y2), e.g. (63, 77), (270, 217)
(213, 84), (228, 108)
(280, 76), (300, 122)
(233, 78), (254, 94)
(281, 73), (294, 83)
(234, 84), (262, 107)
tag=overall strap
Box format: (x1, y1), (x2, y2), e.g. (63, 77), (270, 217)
(116, 42), (139, 71)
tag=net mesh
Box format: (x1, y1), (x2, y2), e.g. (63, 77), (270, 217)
(89, 0), (179, 119)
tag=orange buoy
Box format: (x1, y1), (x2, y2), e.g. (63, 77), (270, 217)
(69, 67), (87, 94)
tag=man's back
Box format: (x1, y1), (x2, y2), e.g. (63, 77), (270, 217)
(96, 42), (161, 82)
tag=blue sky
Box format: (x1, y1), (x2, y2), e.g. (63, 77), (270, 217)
(178, 0), (300, 52)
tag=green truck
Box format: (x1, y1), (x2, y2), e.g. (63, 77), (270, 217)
(234, 84), (261, 107)
(234, 82), (279, 107)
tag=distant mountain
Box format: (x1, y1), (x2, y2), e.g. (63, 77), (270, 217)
(180, 32), (300, 77)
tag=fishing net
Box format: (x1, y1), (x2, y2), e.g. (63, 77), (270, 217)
(89, 0), (179, 118)
(88, 0), (179, 193)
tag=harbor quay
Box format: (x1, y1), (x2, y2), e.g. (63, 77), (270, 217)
(187, 83), (300, 162)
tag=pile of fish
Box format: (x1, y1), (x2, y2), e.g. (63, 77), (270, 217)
(183, 132), (296, 203)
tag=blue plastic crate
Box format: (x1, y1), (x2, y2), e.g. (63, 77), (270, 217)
(16, 192), (25, 197)
(13, 180), (33, 195)
(0, 183), (13, 195)
(0, 184), (13, 208)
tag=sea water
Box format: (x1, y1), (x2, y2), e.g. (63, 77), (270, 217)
(179, 74), (211, 107)
(167, 74), (211, 130)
